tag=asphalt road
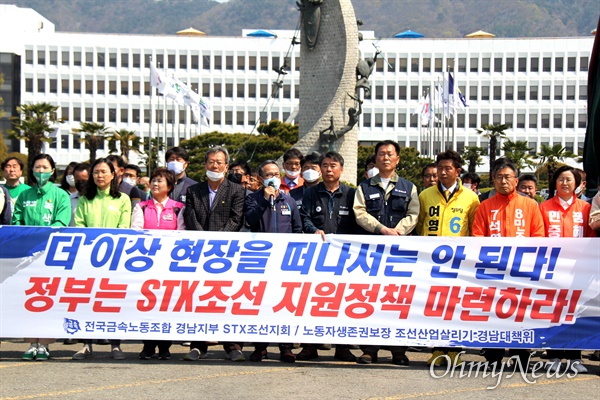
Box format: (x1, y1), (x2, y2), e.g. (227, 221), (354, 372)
(1, 340), (599, 400)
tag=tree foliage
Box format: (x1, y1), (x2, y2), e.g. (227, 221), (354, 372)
(108, 129), (143, 163)
(476, 123), (509, 180)
(0, 74), (7, 162)
(461, 145), (485, 173)
(8, 102), (62, 166)
(72, 122), (110, 165)
(181, 120), (298, 182)
(502, 139), (535, 175)
(536, 143), (576, 185)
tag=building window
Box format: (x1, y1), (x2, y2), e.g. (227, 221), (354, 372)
(121, 53), (129, 68)
(26, 50), (33, 64)
(86, 51), (93, 67)
(555, 57), (563, 72)
(202, 54), (210, 70)
(25, 78), (33, 92)
(580, 56), (589, 72)
(494, 57), (502, 72)
(554, 85), (563, 100)
(237, 83), (245, 98)
(86, 107), (93, 122)
(458, 58), (466, 72)
(97, 108), (105, 122)
(167, 54), (175, 69)
(202, 83), (210, 97)
(493, 113), (501, 125)
(530, 57), (539, 72)
(387, 85), (395, 100)
(236, 111), (245, 125)
(553, 114), (562, 128)
(386, 113), (395, 127)
(541, 114), (550, 128)
(398, 85), (407, 100)
(108, 53), (116, 67)
(516, 114), (525, 128)
(410, 85), (419, 100)
(260, 84), (268, 98)
(62, 51), (70, 66)
(37, 50), (46, 65)
(398, 113), (406, 127)
(190, 54), (198, 69)
(422, 58), (431, 73)
(179, 54), (187, 69)
(468, 113), (477, 128)
(411, 57), (419, 72)
(237, 55), (245, 70)
(120, 108), (127, 123)
(121, 81), (128, 95)
(469, 85), (478, 101)
(375, 57), (384, 72)
(566, 85), (575, 100)
(542, 85), (550, 100)
(225, 83), (233, 97)
(144, 82), (150, 95)
(506, 58), (514, 72)
(567, 57), (576, 72)
(73, 107), (81, 121)
(225, 111), (233, 125)
(213, 55), (222, 70)
(530, 85), (538, 100)
(387, 58), (395, 72)
(260, 56), (268, 71)
(481, 114), (489, 126)
(543, 57), (551, 72)
(435, 58), (443, 72)
(578, 113), (587, 128)
(375, 86), (383, 100)
(576, 84), (587, 102)
(516, 86), (525, 100)
(482, 58), (490, 73)
(283, 84), (291, 98)
(49, 51), (57, 66)
(37, 78), (45, 93)
(409, 114), (417, 128)
(457, 114), (465, 128)
(470, 58), (478, 72)
(518, 57), (526, 72)
(529, 113), (537, 128)
(214, 83), (222, 97)
(505, 85), (514, 100)
(248, 83), (256, 98)
(363, 113), (372, 127)
(481, 86), (490, 101)
(132, 81), (140, 96)
(61, 79), (69, 94)
(375, 113), (383, 128)
(226, 55), (233, 70)
(74, 80), (81, 94)
(97, 53), (105, 67)
(566, 114), (574, 128)
(248, 56), (257, 71)
(505, 113), (513, 128)
(399, 58), (407, 72)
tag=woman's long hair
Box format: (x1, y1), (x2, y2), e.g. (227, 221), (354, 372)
(84, 158), (121, 200)
(59, 161), (78, 192)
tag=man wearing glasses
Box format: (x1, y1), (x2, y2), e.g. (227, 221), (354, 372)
(472, 159), (544, 370)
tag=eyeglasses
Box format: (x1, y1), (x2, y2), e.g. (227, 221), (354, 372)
(494, 175), (516, 182)
(206, 160), (226, 167)
(263, 173), (279, 179)
(92, 170), (112, 176)
(557, 178), (574, 184)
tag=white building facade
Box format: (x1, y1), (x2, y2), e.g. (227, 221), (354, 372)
(0, 5), (593, 169)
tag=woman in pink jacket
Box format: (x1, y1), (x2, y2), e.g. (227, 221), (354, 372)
(131, 168), (185, 360)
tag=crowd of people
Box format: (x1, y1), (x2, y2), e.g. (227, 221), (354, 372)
(1, 140), (599, 371)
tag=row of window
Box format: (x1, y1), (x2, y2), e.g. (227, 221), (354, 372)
(25, 49), (589, 74)
(25, 77), (587, 102)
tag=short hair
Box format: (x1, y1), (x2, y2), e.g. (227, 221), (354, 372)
(204, 146), (230, 164)
(229, 160), (251, 175)
(302, 152), (321, 167)
(549, 165), (581, 199)
(165, 146), (190, 162)
(375, 140), (400, 157)
(574, 168), (586, 182)
(320, 151), (345, 167)
(364, 154), (376, 170)
(150, 167), (176, 195)
(29, 154), (58, 185)
(258, 159), (279, 177)
(422, 163), (437, 176)
(106, 154), (126, 169)
(73, 162), (90, 175)
(124, 164), (142, 177)
(436, 150), (463, 170)
(1, 156), (25, 171)
(518, 173), (538, 186)
(85, 158), (121, 200)
(491, 158), (518, 177)
(462, 172), (481, 186)
(283, 148), (303, 163)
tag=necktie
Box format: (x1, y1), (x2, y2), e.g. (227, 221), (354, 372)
(444, 189), (450, 200)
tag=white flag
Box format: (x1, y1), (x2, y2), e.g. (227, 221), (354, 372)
(149, 62), (167, 94)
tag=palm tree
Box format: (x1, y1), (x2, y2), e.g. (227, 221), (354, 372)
(537, 143), (576, 185)
(142, 137), (164, 175)
(461, 146), (486, 173)
(476, 123), (509, 179)
(502, 139), (535, 175)
(108, 129), (142, 162)
(72, 122), (110, 165)
(8, 102), (62, 165)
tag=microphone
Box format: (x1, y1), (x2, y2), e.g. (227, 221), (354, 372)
(268, 181), (275, 208)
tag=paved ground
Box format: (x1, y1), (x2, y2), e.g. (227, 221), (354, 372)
(1, 340), (599, 400)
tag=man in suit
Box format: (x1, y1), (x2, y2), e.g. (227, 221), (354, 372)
(182, 146), (246, 361)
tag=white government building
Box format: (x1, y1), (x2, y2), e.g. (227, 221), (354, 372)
(0, 4), (594, 169)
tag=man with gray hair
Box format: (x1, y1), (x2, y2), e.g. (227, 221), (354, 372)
(182, 146), (246, 361)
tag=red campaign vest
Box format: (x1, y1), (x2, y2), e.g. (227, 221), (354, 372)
(139, 198), (183, 230)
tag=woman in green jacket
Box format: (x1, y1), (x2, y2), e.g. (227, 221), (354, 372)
(72, 158), (131, 360)
(12, 154), (71, 361)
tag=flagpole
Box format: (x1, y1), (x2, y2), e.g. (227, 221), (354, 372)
(148, 57), (153, 176)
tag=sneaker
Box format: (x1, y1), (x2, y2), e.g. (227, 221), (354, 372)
(227, 349), (245, 362)
(21, 345), (37, 361)
(139, 349), (155, 360)
(296, 347), (319, 361)
(334, 348), (356, 362)
(72, 346), (92, 360)
(569, 359), (588, 374)
(184, 348), (203, 361)
(158, 351), (171, 360)
(249, 349), (268, 362)
(546, 358), (562, 373)
(280, 348), (296, 363)
(427, 350), (446, 367)
(357, 352), (377, 364)
(447, 351), (463, 366)
(112, 347), (126, 360)
(392, 353), (410, 366)
(36, 346), (50, 361)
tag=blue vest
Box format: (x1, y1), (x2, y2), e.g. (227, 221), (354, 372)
(359, 177), (414, 230)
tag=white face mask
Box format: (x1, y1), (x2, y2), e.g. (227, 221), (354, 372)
(302, 169), (321, 183)
(285, 169), (300, 179)
(463, 183), (472, 190)
(66, 174), (75, 187)
(263, 176), (281, 191)
(123, 177), (136, 187)
(575, 186), (582, 196)
(206, 170), (224, 182)
(367, 167), (379, 178)
(167, 161), (185, 175)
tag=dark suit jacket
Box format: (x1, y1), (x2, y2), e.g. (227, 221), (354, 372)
(183, 179), (245, 231)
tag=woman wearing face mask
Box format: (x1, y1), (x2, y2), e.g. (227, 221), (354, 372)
(59, 161), (79, 195)
(12, 154), (71, 361)
(72, 158), (131, 361)
(539, 166), (595, 374)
